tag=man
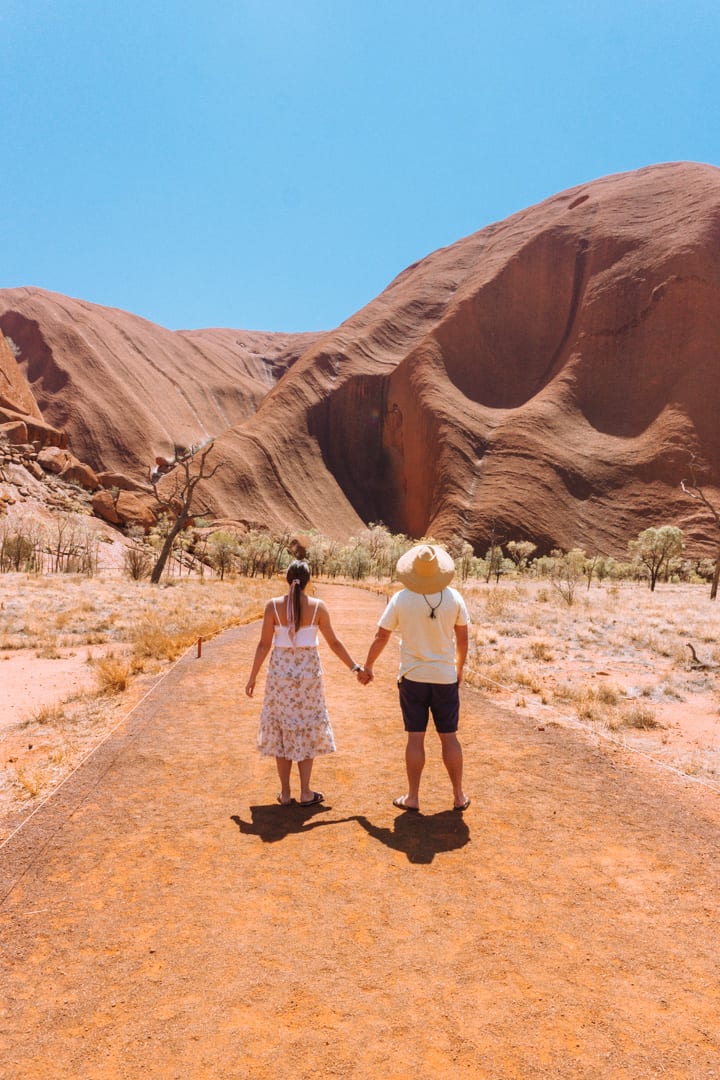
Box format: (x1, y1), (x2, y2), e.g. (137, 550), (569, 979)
(360, 543), (470, 813)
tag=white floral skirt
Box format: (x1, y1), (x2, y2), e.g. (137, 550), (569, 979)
(257, 646), (336, 761)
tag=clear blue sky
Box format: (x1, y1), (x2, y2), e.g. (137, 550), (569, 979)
(1, 1), (718, 332)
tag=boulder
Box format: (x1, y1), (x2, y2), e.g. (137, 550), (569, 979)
(37, 445), (100, 490)
(97, 470), (152, 494)
(91, 490), (122, 525)
(24, 459), (46, 481)
(116, 491), (156, 530)
(37, 445), (71, 475)
(91, 489), (156, 530)
(0, 406), (67, 449)
(0, 420), (28, 445)
(60, 459), (100, 491)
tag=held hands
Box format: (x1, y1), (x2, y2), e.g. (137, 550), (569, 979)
(356, 667), (373, 686)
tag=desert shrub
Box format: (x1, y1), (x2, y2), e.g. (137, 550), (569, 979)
(615, 703), (661, 730)
(93, 653), (132, 694)
(123, 542), (152, 581)
(23, 702), (68, 727)
(0, 529), (39, 572)
(485, 587), (513, 618)
(507, 540), (537, 572)
(596, 682), (622, 706)
(129, 608), (238, 663)
(529, 640), (553, 662)
(12, 764), (45, 798)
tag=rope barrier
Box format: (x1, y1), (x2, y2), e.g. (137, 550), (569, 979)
(2, 623), (717, 867)
(0, 638), (201, 855)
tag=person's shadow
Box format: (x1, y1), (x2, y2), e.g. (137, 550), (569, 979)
(231, 804), (469, 863)
(354, 810), (470, 864)
(231, 802), (350, 844)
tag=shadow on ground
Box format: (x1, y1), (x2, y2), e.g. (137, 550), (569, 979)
(231, 806), (470, 863)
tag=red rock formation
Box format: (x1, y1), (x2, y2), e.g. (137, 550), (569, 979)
(0, 406), (67, 449)
(97, 470), (152, 494)
(3, 163), (720, 555)
(0, 419), (29, 445)
(0, 290), (319, 481)
(200, 162), (720, 554)
(0, 331), (41, 417)
(91, 489), (156, 531)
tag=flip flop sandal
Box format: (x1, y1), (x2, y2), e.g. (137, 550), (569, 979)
(393, 796), (420, 812)
(299, 792), (324, 807)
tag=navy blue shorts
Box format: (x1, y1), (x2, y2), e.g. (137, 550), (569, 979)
(398, 678), (460, 734)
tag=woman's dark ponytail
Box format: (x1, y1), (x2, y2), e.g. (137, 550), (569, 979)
(286, 560), (310, 632)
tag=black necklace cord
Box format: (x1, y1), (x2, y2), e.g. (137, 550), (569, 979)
(423, 590), (443, 619)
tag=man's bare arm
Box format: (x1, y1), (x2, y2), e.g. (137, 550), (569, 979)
(360, 627), (392, 683)
(454, 624), (468, 684)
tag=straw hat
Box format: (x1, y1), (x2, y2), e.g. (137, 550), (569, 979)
(395, 544), (455, 594)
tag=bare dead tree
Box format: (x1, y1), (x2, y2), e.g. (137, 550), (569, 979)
(149, 443), (221, 584)
(680, 453), (720, 600)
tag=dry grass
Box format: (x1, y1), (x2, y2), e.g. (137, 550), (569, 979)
(93, 653), (133, 694)
(12, 764), (46, 798)
(3, 572), (720, 818)
(0, 572), (275, 817)
(0, 573), (271, 659)
(463, 578), (720, 782)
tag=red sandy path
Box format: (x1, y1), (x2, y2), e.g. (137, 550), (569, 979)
(1, 583), (719, 1079)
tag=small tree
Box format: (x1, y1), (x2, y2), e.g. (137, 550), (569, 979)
(681, 462), (720, 600)
(583, 553), (601, 591)
(628, 526), (684, 592)
(149, 443), (221, 584)
(484, 545), (504, 584)
(506, 540), (537, 573)
(549, 548), (586, 606)
(208, 530), (239, 581)
(446, 534), (475, 582)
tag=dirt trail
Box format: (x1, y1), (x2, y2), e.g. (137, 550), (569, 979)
(1, 583), (719, 1079)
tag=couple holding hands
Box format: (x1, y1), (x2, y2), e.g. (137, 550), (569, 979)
(245, 544), (470, 813)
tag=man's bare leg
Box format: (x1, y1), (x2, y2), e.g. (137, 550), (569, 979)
(439, 732), (468, 808)
(397, 732), (425, 809)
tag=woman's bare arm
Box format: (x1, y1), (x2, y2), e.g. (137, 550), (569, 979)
(316, 602), (362, 671)
(245, 602), (276, 696)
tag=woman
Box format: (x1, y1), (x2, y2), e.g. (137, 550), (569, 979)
(245, 560), (363, 806)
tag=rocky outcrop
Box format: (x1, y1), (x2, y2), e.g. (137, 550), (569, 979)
(0, 419), (28, 446)
(0, 436), (94, 518)
(197, 162), (720, 554)
(97, 470), (152, 494)
(0, 331), (41, 418)
(91, 489), (156, 531)
(0, 406), (67, 450)
(35, 446), (99, 491)
(3, 163), (720, 555)
(0, 291), (320, 482)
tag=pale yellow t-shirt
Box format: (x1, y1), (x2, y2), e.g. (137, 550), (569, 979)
(378, 586), (469, 684)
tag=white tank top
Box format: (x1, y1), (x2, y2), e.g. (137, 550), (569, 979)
(272, 597), (321, 648)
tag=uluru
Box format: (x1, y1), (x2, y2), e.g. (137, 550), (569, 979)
(2, 161), (719, 555)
